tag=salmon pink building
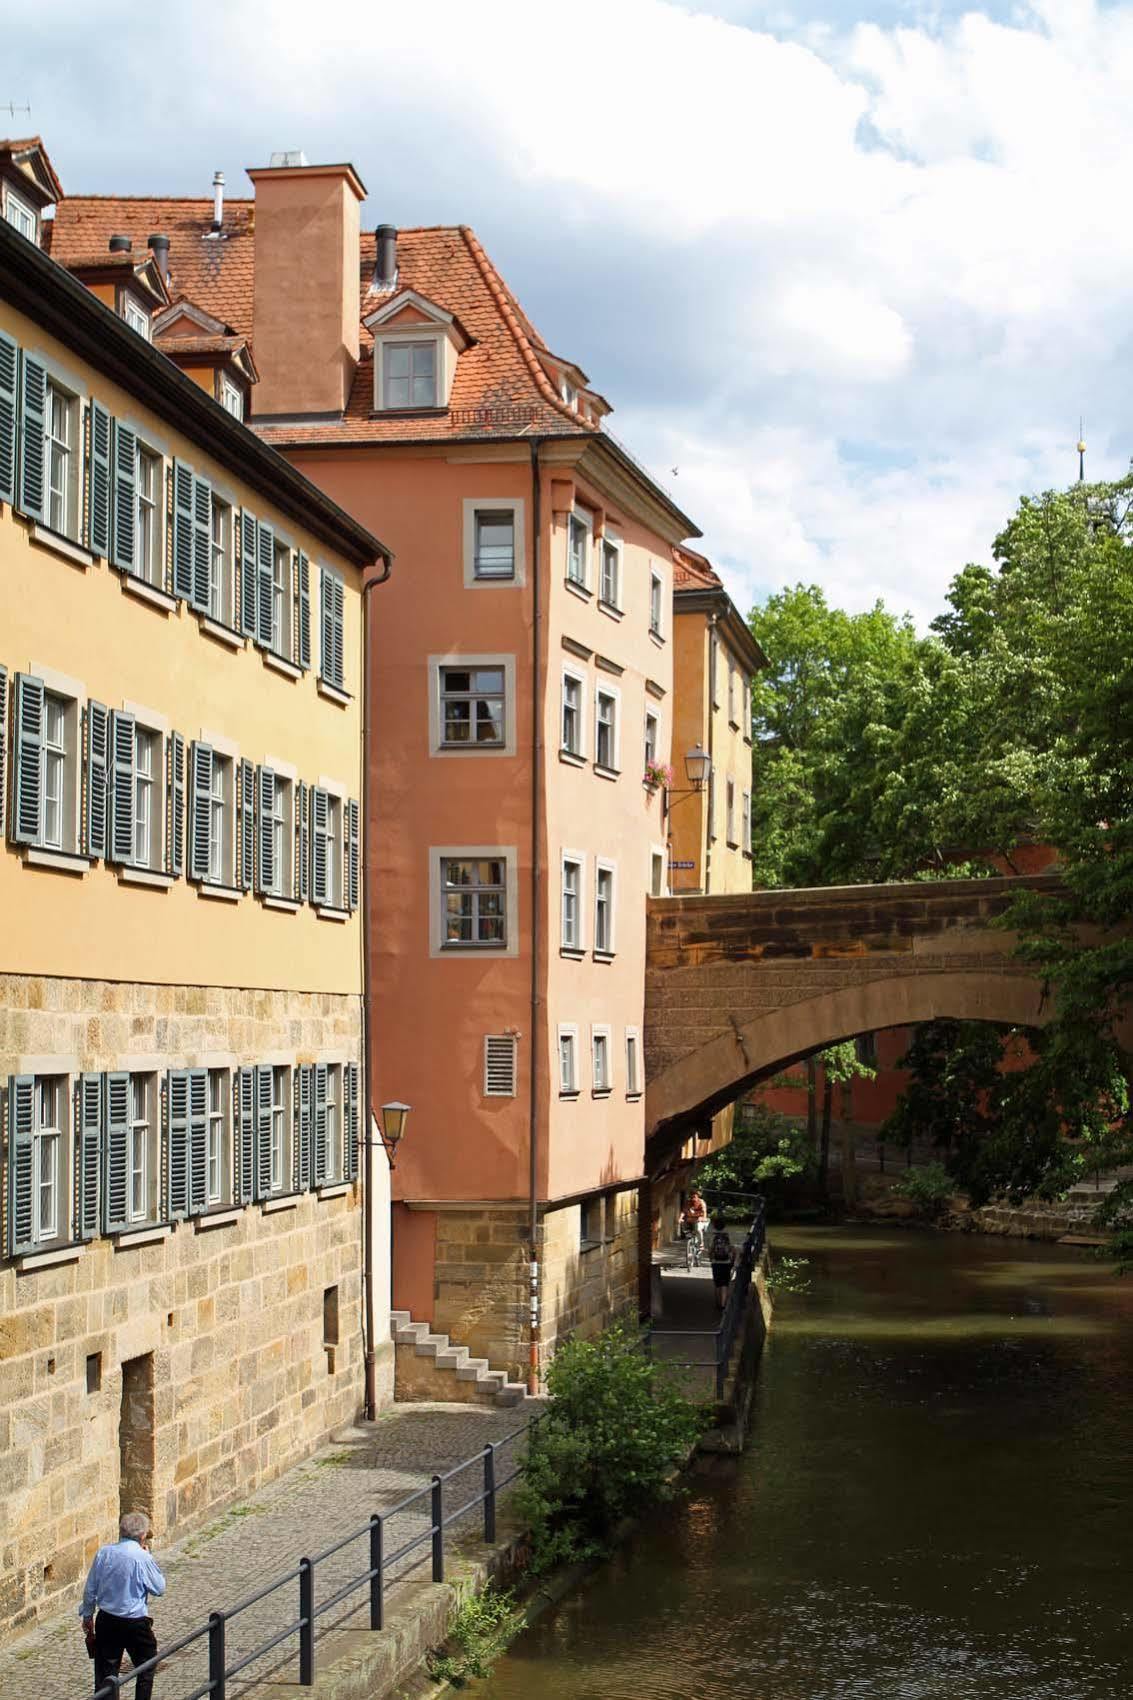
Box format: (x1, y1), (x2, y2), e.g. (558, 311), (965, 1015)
(50, 153), (701, 1385)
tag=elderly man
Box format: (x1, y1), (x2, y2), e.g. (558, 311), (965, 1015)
(79, 1512), (166, 1700)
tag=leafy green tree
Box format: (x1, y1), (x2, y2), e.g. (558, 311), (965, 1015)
(697, 1102), (815, 1212)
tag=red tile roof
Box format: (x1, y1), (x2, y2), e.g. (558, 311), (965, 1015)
(0, 136), (64, 204)
(673, 545), (723, 590)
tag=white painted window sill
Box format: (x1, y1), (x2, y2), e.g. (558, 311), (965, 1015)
(263, 649), (302, 681)
(559, 749), (586, 769)
(261, 1194), (300, 1214)
(560, 945), (586, 961)
(649, 629), (665, 647)
(564, 577), (592, 601)
(592, 949), (616, 964)
(594, 764), (620, 782)
(120, 572), (177, 614)
(24, 846), (90, 875)
(315, 905), (349, 923)
(15, 1243), (84, 1272)
(726, 839), (740, 851)
(199, 616), (244, 650)
(118, 866), (174, 889)
(262, 894), (300, 913)
(30, 524), (92, 570)
(317, 678), (351, 706)
(559, 1089), (581, 1100)
(591, 1089), (613, 1100)
(194, 1208), (241, 1231)
(597, 599), (624, 621)
(317, 1182), (351, 1199)
(115, 1224), (171, 1249)
(197, 883), (241, 903)
(626, 1092), (643, 1102)
(728, 719), (740, 733)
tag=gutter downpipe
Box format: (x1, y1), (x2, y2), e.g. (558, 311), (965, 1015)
(528, 438), (546, 1396)
(362, 551), (393, 1422)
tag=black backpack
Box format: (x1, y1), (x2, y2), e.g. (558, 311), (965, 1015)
(709, 1230), (731, 1263)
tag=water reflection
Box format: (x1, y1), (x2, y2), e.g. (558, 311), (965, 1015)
(478, 1228), (1133, 1700)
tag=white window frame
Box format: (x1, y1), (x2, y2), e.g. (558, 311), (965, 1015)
(206, 1068), (229, 1207)
(45, 379), (80, 541)
(209, 497), (234, 624)
(743, 677), (752, 742)
(462, 497), (526, 588)
(429, 844), (519, 958)
(594, 859), (617, 957)
(591, 1025), (613, 1095)
(132, 721), (162, 871)
(625, 1028), (642, 1098)
(271, 541), (293, 660)
(3, 184), (37, 241)
(650, 845), (667, 898)
(264, 770), (293, 898)
(743, 790), (753, 856)
(649, 567), (665, 640)
(728, 662), (737, 726)
(644, 709), (659, 773)
(483, 1035), (518, 1098)
(561, 851), (585, 953)
(381, 337), (438, 409)
(428, 654), (516, 758)
(270, 1065), (292, 1193)
(219, 374), (244, 419)
(594, 684), (620, 774)
(27, 665), (84, 857)
(566, 507), (592, 591)
(30, 1074), (68, 1248)
(557, 1024), (579, 1096)
(135, 442), (163, 587)
(208, 751), (235, 887)
(123, 295), (152, 341)
(726, 778), (737, 846)
(127, 1072), (156, 1226)
(599, 533), (622, 610)
(325, 1064), (343, 1183)
(560, 665), (586, 761)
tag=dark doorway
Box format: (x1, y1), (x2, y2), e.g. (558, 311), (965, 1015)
(118, 1354), (155, 1525)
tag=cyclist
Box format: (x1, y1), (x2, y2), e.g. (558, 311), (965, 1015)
(681, 1189), (709, 1258)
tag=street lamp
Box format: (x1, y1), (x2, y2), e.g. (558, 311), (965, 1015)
(380, 1100), (411, 1167)
(683, 744), (711, 790)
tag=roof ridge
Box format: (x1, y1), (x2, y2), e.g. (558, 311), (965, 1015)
(59, 193), (254, 206)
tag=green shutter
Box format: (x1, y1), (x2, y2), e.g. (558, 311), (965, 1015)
(189, 741), (213, 881)
(12, 672), (44, 846)
(85, 700), (110, 860)
(345, 1062), (359, 1182)
(6, 1075), (35, 1255)
(297, 780), (309, 901)
(347, 798), (360, 912)
(239, 758), (254, 892)
(172, 459), (194, 600)
(17, 352), (46, 522)
(168, 731), (185, 877)
(102, 1072), (130, 1234)
(295, 1066), (312, 1191)
(109, 709), (135, 866)
(111, 420), (136, 571)
(192, 475), (212, 612)
(88, 401), (111, 557)
(167, 1069), (190, 1220)
(313, 1063), (328, 1187)
(257, 766), (275, 895)
(78, 1073), (103, 1240)
(254, 1065), (272, 1201)
(0, 664), (8, 843)
(311, 787), (328, 906)
(239, 511), (258, 637)
(188, 1069), (208, 1216)
(296, 552), (311, 669)
(256, 521), (274, 649)
(0, 329), (16, 505)
(236, 1067), (255, 1205)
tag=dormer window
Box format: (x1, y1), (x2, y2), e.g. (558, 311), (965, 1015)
(219, 374), (244, 420)
(560, 378), (577, 411)
(2, 184), (37, 241)
(384, 340), (436, 409)
(122, 295), (152, 341)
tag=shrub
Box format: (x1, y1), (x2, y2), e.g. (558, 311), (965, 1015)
(515, 1320), (702, 1572)
(891, 1162), (956, 1218)
(698, 1103), (816, 1211)
(765, 1255), (811, 1295)
(427, 1586), (521, 1686)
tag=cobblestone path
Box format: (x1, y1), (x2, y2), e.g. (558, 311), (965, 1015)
(10, 1400), (541, 1700)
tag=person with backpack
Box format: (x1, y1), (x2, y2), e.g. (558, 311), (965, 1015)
(708, 1216), (735, 1310)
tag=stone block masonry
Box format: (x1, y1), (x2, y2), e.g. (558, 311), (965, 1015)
(0, 973), (377, 1645)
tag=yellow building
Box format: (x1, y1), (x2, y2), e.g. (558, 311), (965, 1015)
(670, 547), (765, 896)
(0, 174), (390, 1641)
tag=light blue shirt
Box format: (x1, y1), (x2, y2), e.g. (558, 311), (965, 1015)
(79, 1539), (166, 1620)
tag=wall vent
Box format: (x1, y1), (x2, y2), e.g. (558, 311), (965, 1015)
(484, 1035), (518, 1098)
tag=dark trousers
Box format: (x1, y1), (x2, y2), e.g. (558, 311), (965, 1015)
(94, 1610), (158, 1700)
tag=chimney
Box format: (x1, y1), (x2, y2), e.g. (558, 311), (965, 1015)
(211, 171), (225, 232)
(247, 155), (366, 418)
(108, 234), (132, 253)
(147, 233), (170, 281)
(374, 224), (398, 291)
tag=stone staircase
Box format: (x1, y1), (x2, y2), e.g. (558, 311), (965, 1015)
(390, 1310), (529, 1409)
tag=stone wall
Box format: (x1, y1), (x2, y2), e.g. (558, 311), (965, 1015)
(0, 974), (380, 1645)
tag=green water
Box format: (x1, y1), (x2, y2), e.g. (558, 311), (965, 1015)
(480, 1226), (1133, 1700)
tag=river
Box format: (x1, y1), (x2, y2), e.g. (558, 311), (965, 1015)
(478, 1225), (1133, 1700)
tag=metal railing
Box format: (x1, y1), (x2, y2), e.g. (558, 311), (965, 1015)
(649, 1200), (766, 1399)
(86, 1414), (539, 1700)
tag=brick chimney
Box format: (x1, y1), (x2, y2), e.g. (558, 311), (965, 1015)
(247, 155), (365, 418)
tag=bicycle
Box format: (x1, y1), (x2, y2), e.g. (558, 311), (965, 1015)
(679, 1218), (705, 1270)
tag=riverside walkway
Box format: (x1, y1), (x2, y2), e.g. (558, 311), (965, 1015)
(8, 1399), (542, 1700)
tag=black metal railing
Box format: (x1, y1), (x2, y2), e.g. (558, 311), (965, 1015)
(85, 1414), (539, 1700)
(649, 1199), (766, 1398)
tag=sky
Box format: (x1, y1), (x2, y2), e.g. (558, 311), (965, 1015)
(11, 0), (1132, 626)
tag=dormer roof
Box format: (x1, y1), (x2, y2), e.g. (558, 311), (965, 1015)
(0, 136), (63, 207)
(362, 286), (475, 349)
(61, 248), (170, 308)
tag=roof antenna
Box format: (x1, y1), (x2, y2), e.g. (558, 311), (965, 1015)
(1, 101), (31, 118)
(1078, 417), (1086, 483)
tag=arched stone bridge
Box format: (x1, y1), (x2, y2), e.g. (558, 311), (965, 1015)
(644, 874), (1062, 1160)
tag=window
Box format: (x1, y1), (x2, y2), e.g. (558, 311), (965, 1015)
(728, 663), (737, 725)
(133, 725), (159, 869)
(743, 678), (752, 741)
(710, 638), (720, 708)
(324, 794), (343, 908)
(707, 772), (716, 842)
(855, 1033), (878, 1068)
(209, 758), (230, 883)
(209, 499), (232, 623)
(441, 666), (505, 748)
(263, 771), (292, 897)
(644, 711), (659, 771)
(33, 1076), (65, 1247)
(650, 850), (665, 897)
(46, 380), (79, 539)
(474, 511), (515, 580)
(561, 671), (583, 758)
(326, 1065), (342, 1182)
(579, 1196), (597, 1247)
(594, 863), (615, 955)
(135, 447), (162, 586)
(42, 692), (68, 851)
(484, 1036), (518, 1098)
(271, 543), (293, 659)
(561, 854), (583, 951)
(592, 1027), (612, 1094)
(599, 538), (621, 608)
(270, 1066), (291, 1192)
(219, 375), (244, 420)
(558, 1026), (579, 1095)
(3, 186), (37, 241)
(625, 1031), (641, 1097)
(649, 569), (664, 638)
(441, 857), (507, 948)
(567, 512), (589, 588)
(127, 1074), (153, 1224)
(595, 689), (618, 772)
(123, 296), (151, 341)
(206, 1070), (228, 1206)
(383, 340), (436, 408)
(726, 779), (737, 845)
(743, 790), (752, 856)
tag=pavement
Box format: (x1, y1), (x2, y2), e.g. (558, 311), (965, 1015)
(9, 1399), (543, 1700)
